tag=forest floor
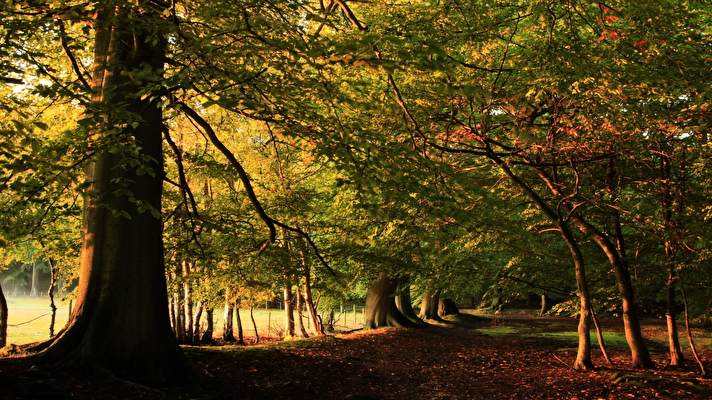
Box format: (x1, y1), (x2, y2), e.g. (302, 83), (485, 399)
(1, 311), (711, 399)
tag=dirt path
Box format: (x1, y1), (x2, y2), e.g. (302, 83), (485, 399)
(1, 317), (710, 399)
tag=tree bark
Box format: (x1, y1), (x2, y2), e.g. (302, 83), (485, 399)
(283, 285), (295, 338)
(175, 263), (186, 343)
(46, 257), (58, 338)
(394, 278), (424, 326)
(301, 251), (324, 336)
(295, 289), (309, 338)
(0, 283), (7, 348)
(235, 301), (244, 345)
(560, 225), (593, 371)
(438, 298), (459, 317)
(419, 290), (442, 321)
(200, 308), (214, 343)
(530, 165), (653, 368)
(223, 293), (235, 342)
(192, 301), (203, 341)
(30, 2), (184, 382)
(364, 273), (416, 329)
(590, 304), (613, 365)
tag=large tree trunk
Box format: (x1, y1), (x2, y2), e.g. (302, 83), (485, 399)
(200, 308), (214, 343)
(223, 293), (235, 342)
(364, 273), (416, 329)
(283, 285), (295, 339)
(419, 290), (442, 321)
(31, 2), (184, 382)
(295, 289), (309, 338)
(438, 298), (459, 317)
(192, 301), (203, 341)
(394, 279), (424, 326)
(0, 283), (7, 348)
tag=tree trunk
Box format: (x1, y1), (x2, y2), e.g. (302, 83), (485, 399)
(200, 308), (214, 343)
(30, 3), (184, 382)
(665, 268), (684, 367)
(530, 165), (653, 369)
(539, 294), (548, 316)
(302, 256), (324, 336)
(438, 298), (459, 316)
(192, 301), (203, 340)
(680, 281), (706, 375)
(394, 278), (424, 326)
(364, 273), (416, 329)
(283, 285), (295, 339)
(250, 306), (259, 344)
(223, 293), (235, 342)
(47, 257), (58, 338)
(419, 290), (442, 321)
(590, 304), (613, 365)
(175, 263), (186, 343)
(235, 302), (244, 345)
(295, 289), (309, 338)
(560, 225), (593, 371)
(30, 262), (40, 297)
(0, 283), (7, 348)
(183, 261), (194, 344)
(661, 154), (685, 367)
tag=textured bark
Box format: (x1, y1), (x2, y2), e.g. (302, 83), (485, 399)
(223, 294), (235, 342)
(394, 279), (424, 326)
(31, 3), (184, 382)
(283, 285), (295, 338)
(364, 273), (416, 329)
(192, 302), (203, 340)
(302, 256), (324, 336)
(419, 290), (442, 321)
(200, 308), (214, 343)
(438, 298), (459, 316)
(0, 283), (7, 348)
(295, 289), (309, 338)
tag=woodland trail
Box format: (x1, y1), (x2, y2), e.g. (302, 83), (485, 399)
(1, 315), (711, 399)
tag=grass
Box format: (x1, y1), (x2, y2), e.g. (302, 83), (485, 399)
(4, 296), (70, 346)
(3, 296), (364, 345)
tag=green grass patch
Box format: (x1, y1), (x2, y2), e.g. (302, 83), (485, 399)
(527, 331), (630, 348)
(475, 326), (520, 336)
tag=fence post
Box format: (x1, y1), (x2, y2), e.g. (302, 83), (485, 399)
(353, 304), (356, 324)
(267, 311), (271, 337)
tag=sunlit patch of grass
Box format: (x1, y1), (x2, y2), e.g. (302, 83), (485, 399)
(4, 296), (70, 346)
(475, 326), (519, 336)
(527, 331), (630, 348)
